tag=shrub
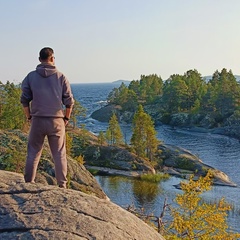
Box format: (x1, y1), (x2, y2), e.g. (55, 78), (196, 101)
(140, 173), (170, 183)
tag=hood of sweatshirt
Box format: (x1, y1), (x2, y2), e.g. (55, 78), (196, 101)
(36, 63), (57, 78)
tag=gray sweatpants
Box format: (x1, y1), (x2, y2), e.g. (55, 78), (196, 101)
(24, 117), (67, 188)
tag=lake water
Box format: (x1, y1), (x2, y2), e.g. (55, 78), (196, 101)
(71, 83), (240, 233)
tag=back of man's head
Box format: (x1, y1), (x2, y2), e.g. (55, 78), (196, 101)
(39, 47), (54, 60)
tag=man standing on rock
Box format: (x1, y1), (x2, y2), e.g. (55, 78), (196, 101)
(20, 47), (74, 188)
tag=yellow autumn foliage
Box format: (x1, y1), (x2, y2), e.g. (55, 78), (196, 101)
(164, 171), (240, 240)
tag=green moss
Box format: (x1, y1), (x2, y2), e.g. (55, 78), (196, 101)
(0, 149), (25, 173)
(176, 157), (195, 170)
(131, 163), (137, 170)
(88, 169), (100, 176)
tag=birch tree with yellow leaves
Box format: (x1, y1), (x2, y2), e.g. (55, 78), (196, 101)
(164, 172), (240, 240)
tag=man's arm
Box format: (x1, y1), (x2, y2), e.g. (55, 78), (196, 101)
(65, 106), (72, 119)
(23, 106), (31, 121)
(20, 75), (33, 121)
(64, 106), (73, 125)
(62, 76), (74, 126)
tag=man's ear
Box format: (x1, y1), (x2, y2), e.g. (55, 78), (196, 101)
(50, 56), (55, 64)
(39, 57), (41, 62)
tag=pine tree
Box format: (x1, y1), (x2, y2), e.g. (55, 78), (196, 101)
(131, 105), (158, 160)
(105, 112), (123, 145)
(0, 81), (25, 130)
(205, 68), (240, 117)
(162, 74), (188, 113)
(183, 69), (206, 112)
(98, 131), (106, 145)
(139, 74), (163, 103)
(70, 99), (86, 128)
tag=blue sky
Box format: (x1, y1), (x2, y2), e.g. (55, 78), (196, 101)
(1, 0), (240, 84)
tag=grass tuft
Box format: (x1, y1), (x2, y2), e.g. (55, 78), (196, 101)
(140, 173), (170, 183)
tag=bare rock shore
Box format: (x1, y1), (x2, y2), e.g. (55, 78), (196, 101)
(158, 144), (237, 187)
(0, 170), (164, 240)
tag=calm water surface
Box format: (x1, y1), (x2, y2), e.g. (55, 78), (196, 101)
(72, 83), (240, 233)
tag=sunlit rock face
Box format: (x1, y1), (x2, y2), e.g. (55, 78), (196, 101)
(0, 170), (165, 240)
(158, 144), (237, 187)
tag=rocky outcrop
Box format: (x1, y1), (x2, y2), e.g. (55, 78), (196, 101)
(211, 125), (240, 140)
(90, 104), (133, 123)
(169, 113), (191, 127)
(90, 104), (121, 122)
(86, 166), (145, 177)
(0, 170), (164, 240)
(158, 144), (237, 187)
(83, 145), (155, 174)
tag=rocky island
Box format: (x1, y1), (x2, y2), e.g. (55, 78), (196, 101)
(89, 105), (237, 187)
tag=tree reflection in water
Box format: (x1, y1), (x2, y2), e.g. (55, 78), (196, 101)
(95, 175), (162, 210)
(132, 180), (162, 209)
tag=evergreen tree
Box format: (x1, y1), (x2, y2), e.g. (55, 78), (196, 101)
(105, 112), (123, 145)
(205, 68), (240, 118)
(128, 80), (140, 96)
(122, 89), (138, 111)
(200, 82), (215, 113)
(183, 69), (206, 112)
(70, 99), (86, 128)
(131, 105), (158, 160)
(139, 74), (163, 103)
(116, 83), (129, 105)
(107, 83), (138, 111)
(0, 81), (25, 130)
(98, 131), (106, 145)
(162, 74), (188, 113)
(107, 87), (119, 104)
(108, 74), (163, 107)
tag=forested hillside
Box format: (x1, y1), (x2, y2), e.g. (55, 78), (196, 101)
(107, 69), (240, 129)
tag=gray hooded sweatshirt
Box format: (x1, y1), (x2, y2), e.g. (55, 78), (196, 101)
(20, 63), (74, 118)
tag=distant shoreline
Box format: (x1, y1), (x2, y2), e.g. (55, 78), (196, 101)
(71, 80), (131, 85)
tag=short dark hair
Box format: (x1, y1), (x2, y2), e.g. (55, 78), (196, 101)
(39, 47), (54, 60)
